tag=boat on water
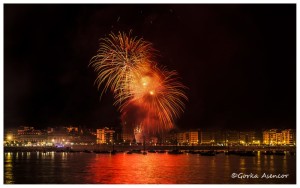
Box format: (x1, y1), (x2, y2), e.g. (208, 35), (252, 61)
(262, 150), (274, 155)
(68, 150), (78, 153)
(93, 150), (110, 154)
(225, 150), (237, 155)
(274, 150), (285, 156)
(132, 149), (142, 154)
(83, 150), (92, 153)
(200, 150), (216, 156)
(186, 150), (198, 154)
(238, 151), (256, 156)
(224, 150), (256, 156)
(126, 150), (142, 154)
(168, 149), (184, 154)
(289, 151), (296, 155)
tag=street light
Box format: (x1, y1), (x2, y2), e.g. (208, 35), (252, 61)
(7, 135), (12, 141)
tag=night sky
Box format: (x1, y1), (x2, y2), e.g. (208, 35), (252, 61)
(4, 4), (296, 131)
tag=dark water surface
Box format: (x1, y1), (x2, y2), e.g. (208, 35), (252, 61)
(4, 152), (296, 184)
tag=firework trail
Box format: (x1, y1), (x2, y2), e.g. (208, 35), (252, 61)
(90, 31), (187, 135)
(89, 32), (156, 104)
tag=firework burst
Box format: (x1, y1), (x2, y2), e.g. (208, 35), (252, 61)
(89, 32), (156, 104)
(90, 31), (187, 134)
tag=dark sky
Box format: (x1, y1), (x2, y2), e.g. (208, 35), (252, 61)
(4, 4), (296, 131)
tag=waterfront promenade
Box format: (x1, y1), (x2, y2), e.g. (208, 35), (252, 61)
(4, 145), (296, 152)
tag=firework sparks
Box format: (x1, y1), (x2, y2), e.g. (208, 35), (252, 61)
(90, 31), (187, 134)
(89, 32), (156, 103)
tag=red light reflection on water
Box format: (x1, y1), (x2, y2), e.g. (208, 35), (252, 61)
(82, 152), (296, 184)
(4, 152), (296, 184)
(86, 153), (197, 184)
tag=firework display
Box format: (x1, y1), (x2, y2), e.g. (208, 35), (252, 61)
(90, 32), (187, 134)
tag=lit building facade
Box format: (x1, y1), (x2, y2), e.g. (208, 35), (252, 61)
(17, 126), (47, 145)
(276, 132), (283, 145)
(282, 129), (295, 145)
(175, 130), (200, 145)
(4, 129), (18, 146)
(18, 126), (41, 135)
(96, 127), (115, 144)
(188, 131), (199, 144)
(262, 129), (296, 146)
(176, 132), (185, 144)
(263, 129), (279, 145)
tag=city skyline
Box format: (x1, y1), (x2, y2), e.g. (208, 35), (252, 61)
(4, 4), (296, 130)
(4, 125), (296, 146)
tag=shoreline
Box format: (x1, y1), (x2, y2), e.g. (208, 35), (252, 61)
(4, 145), (296, 152)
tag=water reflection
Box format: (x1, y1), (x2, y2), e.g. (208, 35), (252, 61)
(256, 155), (262, 174)
(269, 155), (275, 172)
(283, 156), (287, 174)
(4, 152), (296, 184)
(4, 153), (14, 184)
(239, 158), (245, 171)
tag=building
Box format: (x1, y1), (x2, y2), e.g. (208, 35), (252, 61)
(213, 131), (225, 145)
(96, 127), (115, 144)
(263, 129), (279, 145)
(18, 135), (47, 146)
(262, 129), (296, 146)
(4, 128), (18, 146)
(239, 131), (256, 145)
(276, 132), (283, 145)
(5, 126), (70, 146)
(4, 129), (18, 141)
(226, 131), (240, 145)
(47, 127), (54, 134)
(17, 134), (47, 144)
(148, 137), (158, 145)
(200, 131), (214, 145)
(16, 126), (47, 145)
(121, 132), (135, 143)
(188, 130), (199, 145)
(281, 129), (295, 145)
(18, 126), (42, 135)
(161, 130), (177, 145)
(176, 132), (186, 145)
(65, 126), (79, 133)
(175, 130), (200, 145)
(47, 127), (76, 145)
